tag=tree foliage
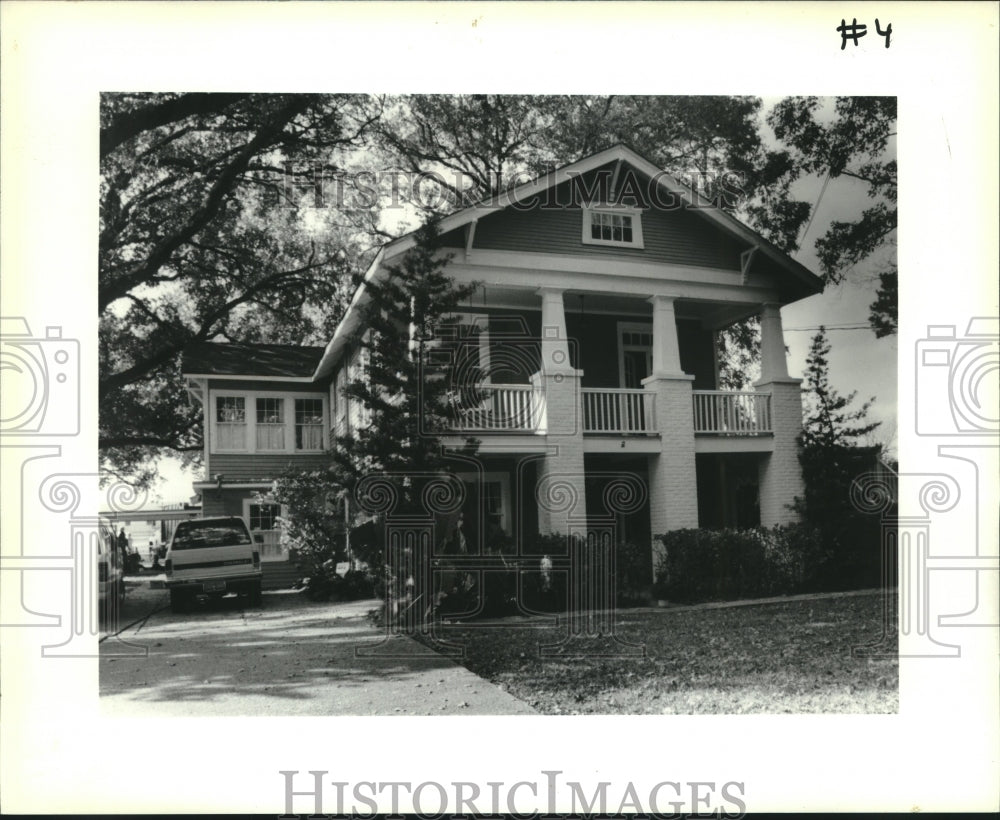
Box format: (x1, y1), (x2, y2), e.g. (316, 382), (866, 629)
(99, 93), (383, 485)
(769, 97), (897, 336)
(272, 223), (481, 613)
(332, 222), (480, 499)
(795, 327), (883, 588)
(800, 327), (880, 450)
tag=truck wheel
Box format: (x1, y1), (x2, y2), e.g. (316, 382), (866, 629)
(248, 582), (262, 608)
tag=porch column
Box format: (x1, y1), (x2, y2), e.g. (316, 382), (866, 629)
(759, 303), (790, 382)
(643, 295), (698, 572)
(755, 303), (804, 526)
(650, 295), (684, 377)
(533, 288), (586, 536)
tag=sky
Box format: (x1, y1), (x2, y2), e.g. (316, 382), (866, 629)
(144, 100), (898, 506)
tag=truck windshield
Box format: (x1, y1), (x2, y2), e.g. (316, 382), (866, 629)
(171, 521), (252, 550)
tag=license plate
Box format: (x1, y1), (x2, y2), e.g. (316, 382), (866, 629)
(203, 580), (226, 593)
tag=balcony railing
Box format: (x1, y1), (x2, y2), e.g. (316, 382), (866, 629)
(445, 385), (772, 437)
(692, 390), (772, 435)
(450, 384), (540, 432)
(582, 388), (656, 434)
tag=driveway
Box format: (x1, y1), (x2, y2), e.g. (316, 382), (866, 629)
(99, 581), (536, 716)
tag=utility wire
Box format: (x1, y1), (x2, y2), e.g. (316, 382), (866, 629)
(793, 169), (832, 256)
(784, 325), (872, 332)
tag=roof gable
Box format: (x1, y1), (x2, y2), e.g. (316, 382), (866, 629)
(380, 144), (820, 288)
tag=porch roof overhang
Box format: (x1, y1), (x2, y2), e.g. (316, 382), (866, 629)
(312, 143), (824, 381)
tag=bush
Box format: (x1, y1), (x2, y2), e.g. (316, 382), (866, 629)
(615, 541), (651, 606)
(654, 524), (833, 604)
(298, 560), (377, 603)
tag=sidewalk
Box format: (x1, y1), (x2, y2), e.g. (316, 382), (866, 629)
(100, 586), (536, 717)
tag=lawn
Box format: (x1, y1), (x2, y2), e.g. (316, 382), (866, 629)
(428, 591), (898, 714)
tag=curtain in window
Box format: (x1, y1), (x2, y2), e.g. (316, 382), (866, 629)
(295, 398), (324, 450)
(255, 397), (285, 450)
(216, 397), (246, 449)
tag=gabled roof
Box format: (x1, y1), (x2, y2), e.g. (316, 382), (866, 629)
(312, 143), (823, 381)
(182, 341), (325, 379)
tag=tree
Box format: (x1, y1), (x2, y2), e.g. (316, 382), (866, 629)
(333, 222), (480, 493)
(800, 327), (880, 450)
(795, 327), (882, 588)
(273, 222), (481, 617)
(769, 96), (897, 336)
(374, 95), (555, 212)
(99, 93), (383, 486)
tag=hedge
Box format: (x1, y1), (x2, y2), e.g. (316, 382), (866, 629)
(653, 524), (833, 604)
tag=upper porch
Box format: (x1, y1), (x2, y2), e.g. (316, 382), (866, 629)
(432, 282), (797, 453)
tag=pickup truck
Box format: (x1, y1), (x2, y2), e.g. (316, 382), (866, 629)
(164, 516), (262, 612)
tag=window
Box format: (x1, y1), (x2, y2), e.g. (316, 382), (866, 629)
(247, 502), (281, 532)
(295, 398), (324, 451)
(346, 347), (372, 432)
(170, 519), (252, 550)
(255, 397), (285, 451)
(582, 206), (644, 249)
(244, 500), (287, 561)
(216, 396), (247, 450)
(333, 368), (348, 437)
(209, 390), (326, 454)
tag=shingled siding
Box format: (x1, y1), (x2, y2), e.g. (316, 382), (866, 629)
(208, 453), (330, 482)
(446, 198), (743, 271)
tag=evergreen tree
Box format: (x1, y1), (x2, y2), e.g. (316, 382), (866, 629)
(800, 327), (880, 449)
(275, 222), (481, 618)
(795, 327), (882, 588)
(333, 221), (480, 499)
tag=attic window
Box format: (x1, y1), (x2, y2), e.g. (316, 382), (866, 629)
(582, 206), (644, 249)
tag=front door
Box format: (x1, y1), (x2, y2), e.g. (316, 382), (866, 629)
(622, 349), (652, 388)
(243, 500), (285, 562)
(619, 324), (653, 430)
(619, 323), (653, 388)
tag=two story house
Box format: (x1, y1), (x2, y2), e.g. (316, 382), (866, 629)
(181, 144), (823, 587)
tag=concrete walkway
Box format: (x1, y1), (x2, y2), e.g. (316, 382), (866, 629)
(100, 585), (536, 717)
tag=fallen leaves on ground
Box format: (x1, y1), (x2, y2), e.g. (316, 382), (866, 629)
(428, 593), (898, 715)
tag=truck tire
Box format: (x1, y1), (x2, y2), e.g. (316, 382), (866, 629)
(248, 581), (263, 608)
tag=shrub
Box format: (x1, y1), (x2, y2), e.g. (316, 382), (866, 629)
(653, 524), (835, 604)
(615, 541), (651, 606)
(765, 523), (830, 593)
(298, 561), (378, 602)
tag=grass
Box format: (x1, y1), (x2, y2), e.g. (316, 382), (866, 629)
(428, 591), (898, 714)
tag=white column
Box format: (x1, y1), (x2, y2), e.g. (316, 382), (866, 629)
(643, 295), (698, 573)
(756, 303), (802, 526)
(649, 295), (684, 377)
(538, 287), (576, 375)
(759, 303), (790, 382)
(534, 288), (586, 536)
